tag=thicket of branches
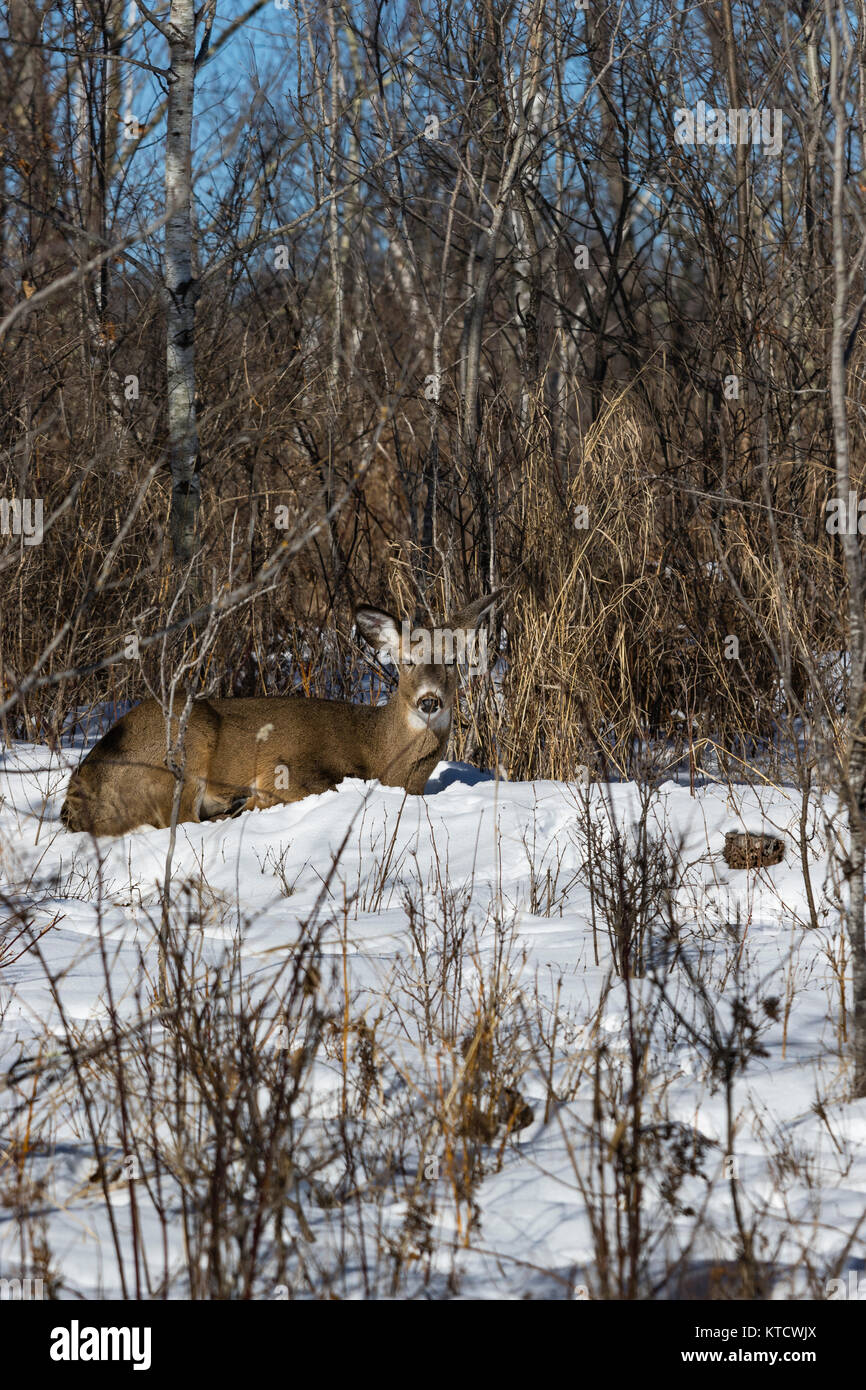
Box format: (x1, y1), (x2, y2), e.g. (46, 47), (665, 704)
(0, 0), (861, 784)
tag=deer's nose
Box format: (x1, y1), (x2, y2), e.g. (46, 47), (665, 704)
(418, 695), (441, 715)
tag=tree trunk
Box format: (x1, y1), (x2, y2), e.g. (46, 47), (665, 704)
(827, 0), (866, 1097)
(718, 0), (751, 462)
(165, 0), (200, 563)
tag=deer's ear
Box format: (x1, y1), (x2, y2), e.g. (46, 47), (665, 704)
(355, 606), (403, 662)
(448, 589), (502, 630)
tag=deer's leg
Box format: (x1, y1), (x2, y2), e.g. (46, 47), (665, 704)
(199, 787), (251, 820)
(254, 756), (338, 806)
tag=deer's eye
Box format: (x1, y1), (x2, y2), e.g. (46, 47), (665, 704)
(418, 696), (441, 715)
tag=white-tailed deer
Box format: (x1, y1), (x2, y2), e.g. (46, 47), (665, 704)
(60, 592), (500, 836)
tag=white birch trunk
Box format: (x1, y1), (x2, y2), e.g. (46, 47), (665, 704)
(827, 0), (866, 1096)
(165, 0), (200, 561)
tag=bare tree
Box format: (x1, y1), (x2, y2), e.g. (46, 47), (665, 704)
(826, 0), (866, 1096)
(162, 0), (202, 563)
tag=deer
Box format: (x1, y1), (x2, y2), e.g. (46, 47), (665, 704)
(60, 592), (500, 837)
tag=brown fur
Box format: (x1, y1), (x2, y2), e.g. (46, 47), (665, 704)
(60, 595), (499, 836)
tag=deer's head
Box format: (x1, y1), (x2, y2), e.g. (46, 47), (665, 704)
(355, 592), (501, 736)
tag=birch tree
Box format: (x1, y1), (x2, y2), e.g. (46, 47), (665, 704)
(163, 0), (201, 563)
(827, 0), (866, 1097)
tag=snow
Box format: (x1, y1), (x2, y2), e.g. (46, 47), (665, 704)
(1, 737), (865, 1299)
